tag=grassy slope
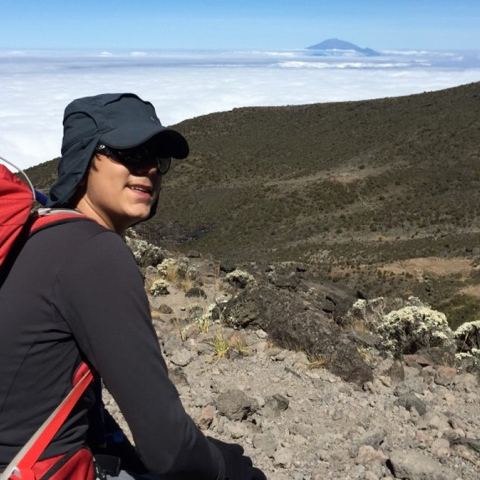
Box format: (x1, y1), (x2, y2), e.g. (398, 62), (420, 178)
(27, 81), (480, 327)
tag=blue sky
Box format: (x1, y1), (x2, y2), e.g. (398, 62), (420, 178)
(0, 0), (479, 51)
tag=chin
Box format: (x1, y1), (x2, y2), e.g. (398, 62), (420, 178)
(128, 208), (151, 223)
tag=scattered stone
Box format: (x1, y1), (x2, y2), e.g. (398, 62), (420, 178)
(429, 437), (450, 456)
(101, 239), (480, 480)
(434, 366), (456, 386)
(216, 389), (259, 421)
(404, 354), (433, 367)
(263, 394), (289, 416)
(451, 437), (480, 453)
(388, 449), (457, 480)
(169, 367), (189, 388)
(170, 350), (195, 367)
(253, 432), (278, 458)
(355, 445), (388, 465)
(157, 304), (174, 314)
(186, 287), (207, 298)
(394, 392), (427, 416)
(197, 405), (216, 430)
(273, 448), (293, 469)
(386, 360), (405, 383)
(394, 376), (425, 397)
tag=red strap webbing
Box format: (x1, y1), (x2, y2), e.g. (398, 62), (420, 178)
(30, 212), (88, 233)
(2, 364), (93, 480)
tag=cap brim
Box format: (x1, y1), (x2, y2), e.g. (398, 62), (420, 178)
(101, 125), (189, 159)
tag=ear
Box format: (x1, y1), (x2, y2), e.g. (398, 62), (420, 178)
(88, 153), (100, 172)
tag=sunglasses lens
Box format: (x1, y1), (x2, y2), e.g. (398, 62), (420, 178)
(156, 157), (171, 175)
(107, 146), (171, 174)
(114, 147), (145, 166)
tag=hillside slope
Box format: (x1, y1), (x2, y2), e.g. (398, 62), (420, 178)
(27, 82), (480, 326)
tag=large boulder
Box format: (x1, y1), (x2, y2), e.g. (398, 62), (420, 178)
(220, 280), (372, 386)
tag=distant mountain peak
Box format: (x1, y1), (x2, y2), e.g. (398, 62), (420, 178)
(306, 38), (380, 56)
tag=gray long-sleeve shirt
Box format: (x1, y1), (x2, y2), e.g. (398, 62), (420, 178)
(0, 219), (223, 479)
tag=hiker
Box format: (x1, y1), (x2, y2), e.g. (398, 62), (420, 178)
(0, 93), (266, 480)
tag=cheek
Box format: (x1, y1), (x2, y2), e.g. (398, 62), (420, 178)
(89, 179), (111, 202)
(85, 171), (119, 206)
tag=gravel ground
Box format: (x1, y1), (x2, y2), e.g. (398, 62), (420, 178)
(103, 255), (480, 480)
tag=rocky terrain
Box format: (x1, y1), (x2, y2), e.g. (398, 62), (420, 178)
(100, 235), (480, 480)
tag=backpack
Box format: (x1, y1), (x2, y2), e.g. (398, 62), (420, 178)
(0, 158), (39, 269)
(0, 157), (96, 480)
(0, 157), (87, 277)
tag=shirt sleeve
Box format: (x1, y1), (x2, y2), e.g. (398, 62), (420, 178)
(51, 230), (224, 479)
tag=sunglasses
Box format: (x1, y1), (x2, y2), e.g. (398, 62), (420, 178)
(95, 144), (171, 175)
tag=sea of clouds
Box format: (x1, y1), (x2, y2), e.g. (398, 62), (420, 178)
(1, 48), (479, 169)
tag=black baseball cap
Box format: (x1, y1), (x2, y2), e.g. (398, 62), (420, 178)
(47, 93), (189, 207)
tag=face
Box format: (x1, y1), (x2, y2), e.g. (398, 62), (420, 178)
(75, 153), (163, 234)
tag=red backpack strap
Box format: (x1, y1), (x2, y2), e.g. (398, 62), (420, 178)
(3, 363), (94, 480)
(30, 210), (90, 234)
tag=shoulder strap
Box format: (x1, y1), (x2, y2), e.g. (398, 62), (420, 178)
(30, 209), (90, 234)
(0, 363), (94, 480)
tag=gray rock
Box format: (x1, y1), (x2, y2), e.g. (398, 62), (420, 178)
(168, 367), (189, 388)
(170, 350), (195, 367)
(253, 432), (278, 458)
(273, 447), (293, 469)
(387, 360), (406, 383)
(394, 376), (425, 397)
(197, 405), (216, 430)
(434, 366), (456, 386)
(350, 429), (387, 457)
(263, 394), (289, 416)
(157, 303), (174, 314)
(388, 449), (457, 480)
(185, 287), (207, 299)
(162, 334), (184, 357)
(394, 392), (427, 416)
(220, 283), (372, 386)
(451, 436), (480, 453)
(423, 411), (451, 431)
(216, 389), (259, 421)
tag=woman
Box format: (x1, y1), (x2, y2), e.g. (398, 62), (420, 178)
(0, 93), (266, 480)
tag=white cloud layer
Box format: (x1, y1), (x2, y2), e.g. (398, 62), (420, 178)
(0, 48), (479, 169)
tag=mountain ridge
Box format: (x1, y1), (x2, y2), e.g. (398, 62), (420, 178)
(306, 38), (380, 56)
